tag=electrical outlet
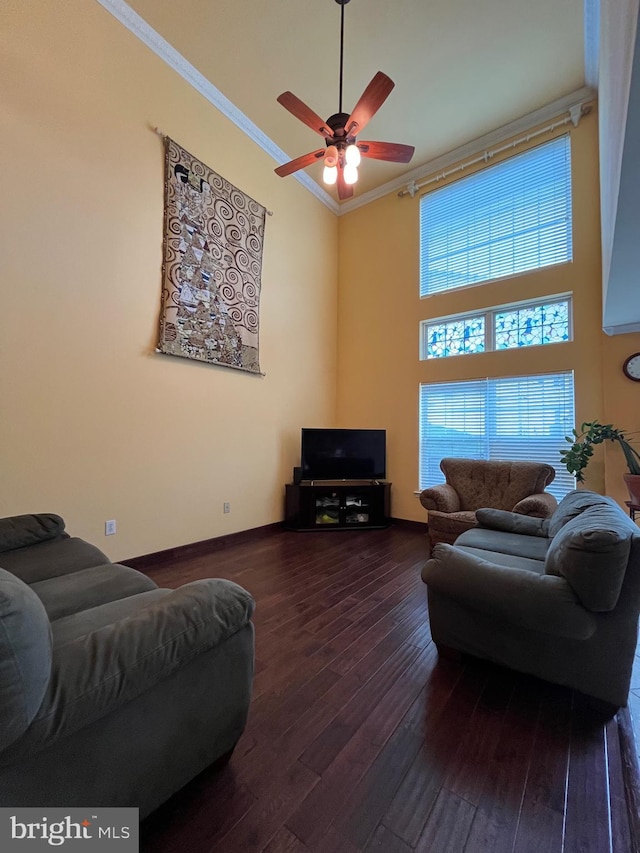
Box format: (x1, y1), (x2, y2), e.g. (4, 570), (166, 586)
(105, 519), (117, 536)
(223, 502), (231, 514)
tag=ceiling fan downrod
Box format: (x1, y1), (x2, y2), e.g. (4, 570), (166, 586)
(336, 0), (351, 115)
(325, 0), (359, 186)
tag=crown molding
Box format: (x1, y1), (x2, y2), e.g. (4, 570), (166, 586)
(94, 0), (339, 215)
(337, 86), (597, 215)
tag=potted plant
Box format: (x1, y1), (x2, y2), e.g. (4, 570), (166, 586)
(560, 420), (640, 503)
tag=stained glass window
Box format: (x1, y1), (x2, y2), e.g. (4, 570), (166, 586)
(421, 297), (571, 359)
(426, 315), (485, 358)
(494, 300), (570, 350)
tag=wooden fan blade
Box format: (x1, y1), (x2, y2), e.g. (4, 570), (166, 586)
(277, 92), (332, 137)
(346, 72), (395, 136)
(358, 141), (415, 163)
(275, 149), (325, 177)
(337, 168), (354, 201)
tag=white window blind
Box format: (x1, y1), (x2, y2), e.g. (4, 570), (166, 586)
(419, 371), (575, 499)
(419, 135), (573, 296)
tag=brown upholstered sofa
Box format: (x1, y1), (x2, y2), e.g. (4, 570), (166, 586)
(419, 458), (558, 546)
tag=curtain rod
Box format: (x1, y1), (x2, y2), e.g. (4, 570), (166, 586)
(398, 102), (592, 199)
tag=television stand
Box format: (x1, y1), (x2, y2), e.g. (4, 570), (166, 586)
(308, 479), (381, 486)
(284, 481), (391, 531)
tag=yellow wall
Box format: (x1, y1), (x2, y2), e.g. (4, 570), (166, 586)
(602, 333), (640, 500)
(0, 0), (338, 559)
(337, 110), (640, 520)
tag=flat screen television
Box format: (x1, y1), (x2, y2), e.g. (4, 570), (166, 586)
(300, 428), (386, 481)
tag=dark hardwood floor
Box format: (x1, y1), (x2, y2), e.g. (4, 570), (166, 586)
(138, 525), (635, 853)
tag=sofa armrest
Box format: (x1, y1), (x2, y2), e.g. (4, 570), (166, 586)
(4, 579), (255, 758)
(0, 514), (67, 554)
(422, 544), (596, 640)
(475, 508), (550, 537)
(512, 492), (558, 519)
(420, 484), (460, 513)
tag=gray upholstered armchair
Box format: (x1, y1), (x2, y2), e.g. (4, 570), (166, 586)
(420, 458), (558, 546)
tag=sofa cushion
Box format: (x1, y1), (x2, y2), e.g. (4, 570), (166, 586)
(0, 568), (52, 751)
(0, 514), (67, 554)
(544, 505), (633, 611)
(0, 537), (110, 584)
(51, 589), (170, 648)
(457, 546), (546, 575)
(31, 564), (158, 621)
(476, 509), (550, 537)
(548, 490), (614, 538)
(456, 526), (551, 561)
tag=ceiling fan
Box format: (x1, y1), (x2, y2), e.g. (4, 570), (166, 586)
(274, 0), (415, 201)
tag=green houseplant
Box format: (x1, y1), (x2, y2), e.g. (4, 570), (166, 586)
(560, 421), (640, 502)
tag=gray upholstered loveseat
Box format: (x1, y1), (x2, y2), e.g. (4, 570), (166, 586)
(422, 490), (640, 710)
(0, 513), (255, 817)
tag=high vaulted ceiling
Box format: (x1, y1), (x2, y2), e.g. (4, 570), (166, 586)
(98, 1), (640, 332)
(121, 0), (589, 206)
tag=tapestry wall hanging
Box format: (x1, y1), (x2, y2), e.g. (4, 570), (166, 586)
(157, 137), (266, 374)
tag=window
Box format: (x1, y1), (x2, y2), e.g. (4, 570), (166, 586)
(418, 371), (575, 499)
(424, 315), (486, 359)
(494, 299), (570, 349)
(419, 136), (573, 296)
(421, 296), (571, 359)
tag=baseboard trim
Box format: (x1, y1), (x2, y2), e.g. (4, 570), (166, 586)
(391, 517), (430, 533)
(617, 705), (640, 853)
(121, 522), (282, 570)
(122, 518), (428, 569)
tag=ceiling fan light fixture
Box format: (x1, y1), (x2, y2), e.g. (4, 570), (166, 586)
(323, 164), (338, 185)
(345, 143), (361, 167)
(324, 144), (339, 168)
(343, 162), (358, 185)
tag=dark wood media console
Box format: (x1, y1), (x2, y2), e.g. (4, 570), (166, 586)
(284, 481), (391, 531)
